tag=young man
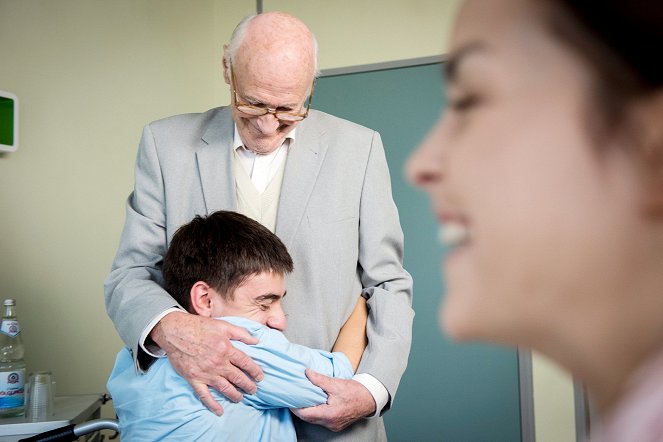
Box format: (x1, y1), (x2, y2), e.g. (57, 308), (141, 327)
(107, 211), (367, 441)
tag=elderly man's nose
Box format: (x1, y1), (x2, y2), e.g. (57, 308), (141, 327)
(255, 113), (280, 134)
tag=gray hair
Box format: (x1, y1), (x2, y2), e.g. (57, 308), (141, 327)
(225, 14), (320, 78)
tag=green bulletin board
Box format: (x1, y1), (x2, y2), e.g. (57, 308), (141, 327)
(0, 95), (16, 147)
(315, 61), (524, 442)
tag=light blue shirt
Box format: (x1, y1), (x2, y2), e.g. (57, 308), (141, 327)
(107, 316), (354, 441)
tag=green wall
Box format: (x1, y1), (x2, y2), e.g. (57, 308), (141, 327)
(315, 62), (522, 442)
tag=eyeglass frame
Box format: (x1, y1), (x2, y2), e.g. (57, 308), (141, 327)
(229, 61), (316, 122)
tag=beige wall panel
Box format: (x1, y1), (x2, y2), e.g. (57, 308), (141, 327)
(262, 0), (459, 69)
(0, 0), (223, 419)
(213, 1), (256, 105)
(533, 353), (577, 442)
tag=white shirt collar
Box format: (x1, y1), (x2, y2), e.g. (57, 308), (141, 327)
(232, 124), (297, 153)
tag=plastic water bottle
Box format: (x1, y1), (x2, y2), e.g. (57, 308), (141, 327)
(0, 299), (26, 417)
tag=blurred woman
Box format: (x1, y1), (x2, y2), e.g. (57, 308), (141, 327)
(407, 1), (663, 440)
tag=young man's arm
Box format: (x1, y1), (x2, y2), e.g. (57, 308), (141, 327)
(332, 296), (368, 372)
(224, 318), (355, 410)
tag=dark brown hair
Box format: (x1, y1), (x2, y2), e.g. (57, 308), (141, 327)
(162, 211), (293, 313)
(544, 0), (663, 135)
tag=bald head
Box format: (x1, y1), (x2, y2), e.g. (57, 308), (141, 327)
(225, 12), (318, 81)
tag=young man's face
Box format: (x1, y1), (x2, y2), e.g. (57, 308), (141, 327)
(211, 271), (287, 331)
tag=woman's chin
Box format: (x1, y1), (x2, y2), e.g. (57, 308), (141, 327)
(439, 300), (477, 342)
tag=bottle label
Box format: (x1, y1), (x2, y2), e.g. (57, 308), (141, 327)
(0, 320), (20, 337)
(0, 368), (25, 409)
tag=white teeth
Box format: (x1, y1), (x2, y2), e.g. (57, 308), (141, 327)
(438, 223), (470, 248)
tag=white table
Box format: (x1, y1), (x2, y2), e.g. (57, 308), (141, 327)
(0, 395), (103, 442)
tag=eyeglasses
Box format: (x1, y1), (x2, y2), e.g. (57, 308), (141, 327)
(229, 62), (315, 122)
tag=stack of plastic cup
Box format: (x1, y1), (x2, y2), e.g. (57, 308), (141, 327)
(25, 371), (53, 422)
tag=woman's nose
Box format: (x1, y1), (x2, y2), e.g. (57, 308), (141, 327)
(406, 117), (446, 189)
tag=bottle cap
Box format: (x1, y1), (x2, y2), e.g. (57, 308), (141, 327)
(3, 299), (16, 306)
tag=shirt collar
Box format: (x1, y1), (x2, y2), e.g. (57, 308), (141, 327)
(233, 124), (297, 152)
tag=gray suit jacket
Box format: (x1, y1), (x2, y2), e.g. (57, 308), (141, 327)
(104, 107), (414, 441)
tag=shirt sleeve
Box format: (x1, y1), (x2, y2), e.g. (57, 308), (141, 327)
(232, 324), (354, 410)
(138, 307), (184, 359)
(353, 373), (389, 417)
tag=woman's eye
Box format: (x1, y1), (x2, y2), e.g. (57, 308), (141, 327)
(450, 94), (480, 112)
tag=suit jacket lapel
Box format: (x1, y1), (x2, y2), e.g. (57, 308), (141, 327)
(276, 113), (328, 249)
(197, 107), (237, 213)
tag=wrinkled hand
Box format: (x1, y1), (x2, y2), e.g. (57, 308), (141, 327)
(291, 369), (376, 432)
(151, 311), (264, 415)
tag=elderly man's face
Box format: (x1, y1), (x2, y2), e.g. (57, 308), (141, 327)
(230, 57), (312, 155)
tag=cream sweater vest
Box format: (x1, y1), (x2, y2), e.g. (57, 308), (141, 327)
(233, 149), (286, 232)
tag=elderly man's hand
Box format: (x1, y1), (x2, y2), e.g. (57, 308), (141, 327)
(151, 311), (264, 415)
(291, 369), (376, 432)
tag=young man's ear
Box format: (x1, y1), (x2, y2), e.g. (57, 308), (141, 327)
(189, 281), (215, 317)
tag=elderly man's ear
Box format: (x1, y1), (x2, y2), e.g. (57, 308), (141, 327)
(222, 45), (231, 85)
(190, 281), (216, 317)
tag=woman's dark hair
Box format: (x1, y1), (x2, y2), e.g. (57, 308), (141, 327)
(544, 0), (663, 134)
(162, 211), (293, 313)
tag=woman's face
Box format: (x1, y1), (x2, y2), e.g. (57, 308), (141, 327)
(407, 0), (647, 346)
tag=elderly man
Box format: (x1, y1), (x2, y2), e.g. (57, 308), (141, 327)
(104, 11), (413, 441)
